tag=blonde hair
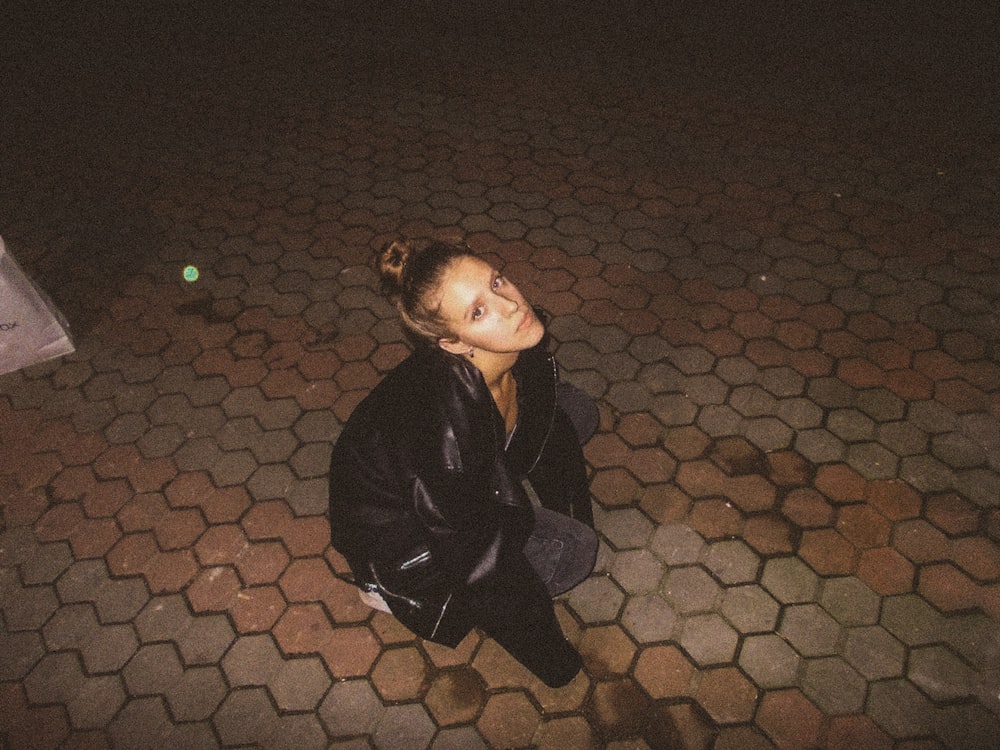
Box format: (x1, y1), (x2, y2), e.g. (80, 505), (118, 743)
(375, 239), (473, 344)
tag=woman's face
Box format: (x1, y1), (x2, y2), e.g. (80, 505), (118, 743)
(434, 256), (545, 355)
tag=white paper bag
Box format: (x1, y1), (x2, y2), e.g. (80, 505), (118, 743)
(0, 236), (75, 376)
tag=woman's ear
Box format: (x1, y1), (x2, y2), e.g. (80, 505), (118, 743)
(438, 337), (469, 356)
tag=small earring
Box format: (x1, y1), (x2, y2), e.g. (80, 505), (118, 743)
(467, 348), (475, 358)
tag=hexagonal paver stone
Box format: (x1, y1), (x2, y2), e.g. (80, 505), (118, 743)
(109, 696), (173, 750)
(932, 431), (987, 469)
(696, 404), (743, 437)
(19, 544), (72, 601)
(621, 593), (678, 644)
(957, 467), (1000, 509)
(661, 566), (722, 614)
(780, 604), (843, 657)
(908, 400), (959, 434)
(123, 643), (183, 696)
(261, 713), (330, 750)
(287, 476), (328, 515)
(155, 720), (219, 750)
(877, 420), (929, 457)
(685, 374), (728, 405)
(634, 644), (696, 700)
(247, 463), (297, 501)
(739, 634), (800, 689)
(291, 442), (332, 479)
(842, 626), (906, 680)
(319, 679), (384, 738)
(424, 667), (485, 727)
(98, 577), (151, 623)
(371, 646), (429, 702)
(775, 398), (823, 430)
(55, 560), (150, 623)
(566, 575), (625, 623)
(81, 622), (139, 674)
(908, 645), (977, 702)
(249, 429), (300, 464)
(135, 594), (192, 643)
(855, 389), (905, 423)
(213, 686), (280, 747)
(610, 549), (665, 594)
(256, 398), (302, 431)
(269, 656), (332, 711)
(866, 679), (936, 739)
(177, 613), (235, 665)
(165, 666), (227, 721)
(476, 691), (542, 749)
(221, 633), (284, 686)
(719, 585), (780, 634)
(796, 423), (848, 463)
(701, 540), (761, 584)
(695, 667), (759, 725)
(576, 625), (636, 679)
(294, 409), (339, 443)
(42, 602), (100, 651)
(649, 523), (707, 565)
(819, 576), (881, 626)
(679, 613), (739, 666)
(760, 557), (820, 604)
(210, 450), (259, 487)
(590, 676), (655, 738)
(373, 703), (437, 750)
(943, 612), (1000, 667)
(431, 726), (488, 750)
(731, 385), (776, 418)
(846, 442), (899, 480)
(715, 356), (757, 386)
(800, 657), (867, 715)
(880, 594), (946, 646)
(745, 417), (794, 451)
(669, 345), (715, 376)
(40, 605), (113, 666)
(67, 674), (126, 730)
(0, 630), (45, 680)
(2, 576), (59, 630)
(933, 702), (1000, 750)
(758, 368), (806, 399)
(597, 507), (655, 549)
(900, 455), (955, 493)
(827, 409), (876, 442)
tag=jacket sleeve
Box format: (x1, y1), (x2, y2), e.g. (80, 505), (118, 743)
(328, 418), (521, 604)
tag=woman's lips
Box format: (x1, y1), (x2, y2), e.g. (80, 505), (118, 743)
(517, 309), (534, 331)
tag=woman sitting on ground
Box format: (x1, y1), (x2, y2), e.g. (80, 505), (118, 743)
(327, 238), (599, 688)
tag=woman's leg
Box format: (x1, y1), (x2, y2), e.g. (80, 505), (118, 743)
(458, 566), (582, 687)
(523, 506), (598, 596)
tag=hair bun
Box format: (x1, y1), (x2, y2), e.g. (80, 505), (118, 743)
(375, 239), (412, 297)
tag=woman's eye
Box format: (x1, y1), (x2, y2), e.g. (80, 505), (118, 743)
(493, 276), (503, 290)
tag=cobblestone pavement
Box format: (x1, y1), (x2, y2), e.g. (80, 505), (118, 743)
(2, 2), (998, 748)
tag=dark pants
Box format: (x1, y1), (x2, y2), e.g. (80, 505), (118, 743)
(524, 506), (599, 596)
(456, 504), (598, 688)
(461, 558), (584, 687)
(461, 382), (600, 687)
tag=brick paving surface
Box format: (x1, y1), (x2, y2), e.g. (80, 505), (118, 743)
(2, 1), (998, 748)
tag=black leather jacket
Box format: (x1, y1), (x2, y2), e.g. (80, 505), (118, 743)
(328, 340), (575, 646)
